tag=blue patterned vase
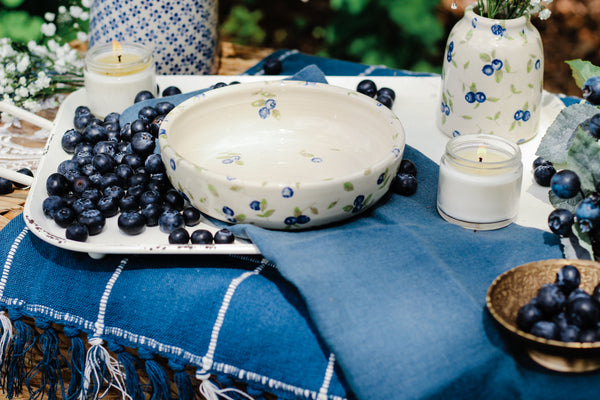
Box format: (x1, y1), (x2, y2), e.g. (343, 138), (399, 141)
(437, 4), (544, 144)
(88, 0), (219, 75)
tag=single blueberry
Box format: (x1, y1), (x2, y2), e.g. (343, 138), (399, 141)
(158, 209), (185, 233)
(514, 110), (524, 121)
(547, 208), (574, 237)
(398, 159), (417, 177)
(97, 196), (119, 218)
(465, 92), (476, 103)
(582, 76), (600, 105)
(559, 325), (581, 342)
(281, 187), (294, 198)
(156, 101), (175, 116)
(130, 132), (156, 157)
(77, 208), (105, 236)
(516, 302), (544, 332)
(0, 178), (13, 195)
(182, 207), (201, 226)
(138, 106), (159, 122)
(533, 164), (556, 187)
(536, 283), (566, 317)
(145, 153), (166, 174)
(42, 195), (65, 219)
(61, 129), (83, 153)
(377, 87), (396, 101)
(264, 99), (276, 110)
(119, 195), (140, 212)
(161, 86), (182, 97)
(356, 79), (377, 98)
(164, 189), (185, 211)
(82, 124), (109, 143)
(168, 228), (190, 244)
(12, 168), (33, 189)
(214, 229), (235, 244)
(296, 215), (310, 224)
(522, 111), (531, 121)
(190, 229), (213, 244)
(376, 94), (394, 109)
(258, 107), (270, 119)
(46, 173), (70, 196)
(589, 113), (600, 139)
(284, 216), (297, 225)
(555, 264), (581, 295)
(141, 203), (162, 226)
(134, 90), (155, 103)
(391, 173), (418, 196)
(65, 223), (88, 242)
(566, 297), (600, 329)
(474, 92), (486, 103)
(263, 58), (282, 75)
(118, 211), (146, 235)
(54, 207), (76, 228)
(530, 320), (559, 340)
(551, 170), (581, 199)
(575, 197), (600, 233)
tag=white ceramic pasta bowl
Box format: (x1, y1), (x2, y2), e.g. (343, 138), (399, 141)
(158, 80), (405, 230)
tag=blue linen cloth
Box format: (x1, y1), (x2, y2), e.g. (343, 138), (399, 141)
(0, 50), (593, 400)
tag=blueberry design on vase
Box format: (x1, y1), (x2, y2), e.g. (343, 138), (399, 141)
(437, 3), (544, 144)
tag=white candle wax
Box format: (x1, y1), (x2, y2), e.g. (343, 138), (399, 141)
(437, 134), (523, 230)
(84, 42), (156, 117)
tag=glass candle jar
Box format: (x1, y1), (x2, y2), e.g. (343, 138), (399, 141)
(84, 42), (157, 117)
(437, 134), (523, 230)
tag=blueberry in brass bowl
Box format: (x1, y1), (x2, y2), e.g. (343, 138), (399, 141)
(486, 259), (600, 372)
(158, 80), (406, 230)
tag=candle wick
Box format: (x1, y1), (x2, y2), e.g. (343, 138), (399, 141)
(118, 54), (122, 62)
(478, 157), (483, 162)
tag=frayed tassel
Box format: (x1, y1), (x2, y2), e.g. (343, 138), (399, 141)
(196, 371), (256, 400)
(64, 327), (85, 400)
(138, 348), (170, 400)
(26, 321), (64, 400)
(81, 337), (130, 400)
(107, 342), (144, 400)
(3, 316), (36, 399)
(168, 360), (194, 400)
(0, 310), (14, 368)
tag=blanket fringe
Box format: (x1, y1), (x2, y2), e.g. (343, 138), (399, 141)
(64, 327), (85, 400)
(106, 343), (144, 400)
(26, 321), (64, 400)
(196, 371), (256, 400)
(168, 360), (194, 400)
(138, 349), (171, 400)
(0, 310), (13, 368)
(3, 315), (35, 399)
(81, 337), (130, 400)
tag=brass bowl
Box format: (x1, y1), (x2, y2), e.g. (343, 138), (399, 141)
(486, 259), (600, 372)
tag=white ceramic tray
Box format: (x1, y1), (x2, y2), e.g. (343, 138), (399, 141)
(22, 75), (565, 257)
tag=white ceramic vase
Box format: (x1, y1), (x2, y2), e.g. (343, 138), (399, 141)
(437, 5), (544, 144)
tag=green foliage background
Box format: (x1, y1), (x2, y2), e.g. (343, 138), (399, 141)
(2, 0), (447, 72)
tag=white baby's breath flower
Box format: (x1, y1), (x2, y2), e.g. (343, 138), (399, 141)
(69, 6), (83, 18)
(41, 23), (57, 37)
(44, 12), (56, 22)
(58, 6), (67, 14)
(16, 54), (30, 73)
(5, 63), (15, 74)
(81, 0), (92, 8)
(15, 86), (29, 98)
(23, 99), (42, 112)
(79, 11), (89, 21)
(539, 8), (551, 19)
(76, 31), (89, 43)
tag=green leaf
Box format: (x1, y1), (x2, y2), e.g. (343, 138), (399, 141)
(343, 182), (354, 191)
(260, 199), (267, 211)
(536, 103), (599, 164)
(328, 201), (338, 209)
(272, 109), (281, 120)
(479, 53), (491, 62)
(229, 185), (243, 191)
(342, 205), (353, 212)
(258, 210), (275, 218)
(236, 214), (246, 222)
(510, 84), (522, 94)
(294, 207), (302, 217)
(548, 190), (583, 213)
(310, 206), (319, 215)
(251, 99), (265, 107)
(208, 184), (218, 197)
(565, 59), (600, 89)
(566, 127), (600, 191)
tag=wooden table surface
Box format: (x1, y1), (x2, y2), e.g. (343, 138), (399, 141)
(0, 41), (273, 231)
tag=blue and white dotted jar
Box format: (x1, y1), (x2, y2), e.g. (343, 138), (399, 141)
(437, 4), (544, 144)
(88, 0), (219, 75)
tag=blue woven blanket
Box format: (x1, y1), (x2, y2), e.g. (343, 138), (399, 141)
(0, 51), (596, 400)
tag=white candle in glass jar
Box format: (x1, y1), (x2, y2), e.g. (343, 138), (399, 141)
(84, 41), (156, 117)
(437, 134), (523, 230)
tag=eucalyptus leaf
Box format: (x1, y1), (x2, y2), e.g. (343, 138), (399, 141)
(565, 59), (600, 89)
(566, 127), (600, 191)
(536, 103), (599, 164)
(548, 190), (583, 213)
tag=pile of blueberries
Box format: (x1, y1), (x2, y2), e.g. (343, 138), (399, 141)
(42, 86), (235, 245)
(532, 75), (600, 239)
(516, 264), (600, 342)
